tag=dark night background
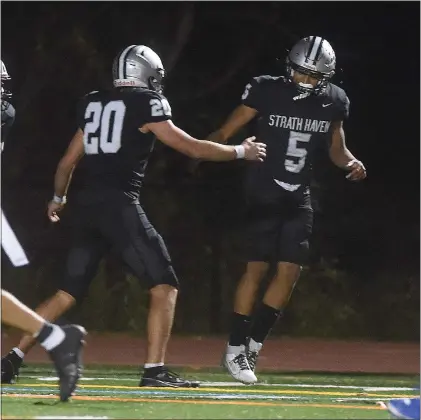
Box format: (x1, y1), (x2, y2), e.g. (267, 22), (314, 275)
(1, 1), (419, 340)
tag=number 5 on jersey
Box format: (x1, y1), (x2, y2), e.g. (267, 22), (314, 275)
(84, 101), (126, 155)
(285, 131), (311, 173)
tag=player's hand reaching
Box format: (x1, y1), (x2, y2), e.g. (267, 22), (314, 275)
(241, 136), (266, 162)
(345, 159), (366, 181)
(47, 201), (65, 223)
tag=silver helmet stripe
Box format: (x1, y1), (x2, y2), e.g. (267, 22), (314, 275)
(305, 36), (316, 61)
(314, 37), (325, 61)
(308, 36), (323, 62)
(118, 45), (136, 79)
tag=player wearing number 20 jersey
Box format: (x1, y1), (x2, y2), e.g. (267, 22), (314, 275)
(3, 45), (266, 390)
(76, 87), (172, 203)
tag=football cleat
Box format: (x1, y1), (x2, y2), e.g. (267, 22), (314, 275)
(140, 367), (200, 388)
(1, 349), (23, 384)
(222, 345), (257, 384)
(48, 324), (87, 402)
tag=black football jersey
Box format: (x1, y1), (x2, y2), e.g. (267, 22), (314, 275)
(76, 87), (172, 201)
(241, 76), (349, 194)
(1, 100), (16, 148)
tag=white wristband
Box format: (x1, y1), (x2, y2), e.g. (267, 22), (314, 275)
(234, 145), (245, 159)
(52, 194), (67, 205)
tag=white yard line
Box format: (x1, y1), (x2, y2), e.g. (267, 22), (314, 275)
(4, 388), (391, 404)
(26, 376), (417, 392)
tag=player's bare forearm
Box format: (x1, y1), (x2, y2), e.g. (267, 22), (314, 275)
(189, 136), (266, 162)
(170, 133), (238, 161)
(147, 120), (265, 162)
(207, 130), (227, 144)
(194, 140), (238, 161)
(54, 163), (75, 197)
(53, 129), (85, 197)
(329, 121), (357, 169)
(329, 146), (357, 169)
(208, 105), (258, 145)
(329, 121), (366, 181)
(148, 120), (238, 161)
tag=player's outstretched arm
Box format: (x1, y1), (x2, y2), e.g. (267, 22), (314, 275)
(207, 105), (258, 144)
(47, 129), (85, 222)
(329, 121), (366, 181)
(144, 120), (266, 162)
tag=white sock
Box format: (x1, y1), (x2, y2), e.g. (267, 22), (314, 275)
(227, 344), (245, 356)
(248, 338), (263, 352)
(144, 362), (164, 369)
(12, 347), (24, 359)
(37, 325), (66, 351)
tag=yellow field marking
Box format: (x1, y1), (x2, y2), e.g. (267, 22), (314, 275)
(2, 393), (384, 410)
(10, 383), (415, 399)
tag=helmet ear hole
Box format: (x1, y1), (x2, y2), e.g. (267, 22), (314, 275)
(149, 76), (163, 93)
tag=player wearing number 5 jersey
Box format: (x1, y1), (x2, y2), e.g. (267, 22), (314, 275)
(1, 45), (266, 388)
(207, 36), (366, 384)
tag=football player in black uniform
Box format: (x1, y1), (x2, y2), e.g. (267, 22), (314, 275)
(207, 36), (366, 384)
(1, 60), (15, 151)
(1, 60), (87, 402)
(1, 45), (266, 388)
(1, 60), (28, 267)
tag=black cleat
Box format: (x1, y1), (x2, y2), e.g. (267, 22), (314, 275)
(48, 324), (87, 402)
(1, 350), (23, 384)
(139, 367), (200, 388)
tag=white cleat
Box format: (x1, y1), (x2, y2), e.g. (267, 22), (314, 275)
(246, 338), (263, 373)
(222, 350), (257, 384)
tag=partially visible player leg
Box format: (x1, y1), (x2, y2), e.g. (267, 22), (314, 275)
(15, 291), (76, 355)
(223, 262), (268, 384)
(1, 291), (76, 384)
(1, 289), (61, 336)
(104, 202), (198, 387)
(229, 261), (269, 351)
(222, 204), (277, 384)
(246, 262), (300, 371)
(1, 227), (107, 384)
(1, 289), (86, 401)
(246, 195), (313, 374)
(147, 284), (178, 364)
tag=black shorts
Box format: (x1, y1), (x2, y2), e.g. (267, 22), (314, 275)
(244, 186), (313, 265)
(60, 198), (179, 301)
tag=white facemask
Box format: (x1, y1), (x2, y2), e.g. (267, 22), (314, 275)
(297, 82), (314, 89)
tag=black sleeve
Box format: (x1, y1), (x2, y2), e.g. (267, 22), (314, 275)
(340, 95), (350, 120)
(139, 91), (172, 124)
(333, 92), (350, 122)
(241, 77), (264, 111)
